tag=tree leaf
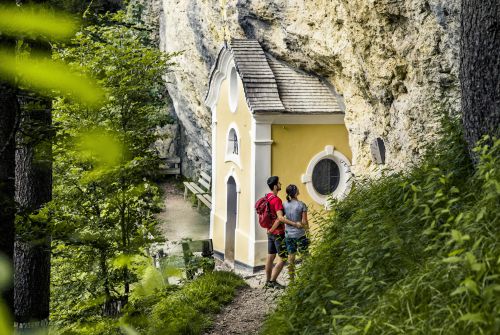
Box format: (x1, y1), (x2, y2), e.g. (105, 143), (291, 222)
(0, 50), (103, 106)
(0, 254), (12, 291)
(0, 301), (13, 335)
(0, 4), (77, 40)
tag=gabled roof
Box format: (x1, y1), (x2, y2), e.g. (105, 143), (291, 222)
(229, 40), (285, 113)
(205, 39), (344, 115)
(266, 56), (343, 114)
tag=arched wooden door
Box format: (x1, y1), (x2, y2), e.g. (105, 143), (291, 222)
(225, 177), (237, 262)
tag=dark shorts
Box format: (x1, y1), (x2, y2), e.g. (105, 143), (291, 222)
(268, 233), (287, 258)
(285, 235), (309, 254)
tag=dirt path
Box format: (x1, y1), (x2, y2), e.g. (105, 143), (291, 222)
(204, 272), (285, 335)
(156, 179), (285, 334)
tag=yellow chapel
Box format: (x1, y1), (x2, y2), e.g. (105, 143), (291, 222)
(205, 39), (352, 271)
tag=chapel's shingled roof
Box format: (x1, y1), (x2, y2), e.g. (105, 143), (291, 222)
(229, 39), (285, 113)
(207, 39), (344, 114)
(265, 56), (343, 114)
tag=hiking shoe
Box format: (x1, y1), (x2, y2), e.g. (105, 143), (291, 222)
(271, 281), (286, 289)
(263, 281), (273, 289)
(263, 280), (286, 289)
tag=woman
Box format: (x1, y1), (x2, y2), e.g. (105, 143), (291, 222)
(283, 184), (309, 282)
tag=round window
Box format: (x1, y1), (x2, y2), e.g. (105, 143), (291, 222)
(312, 158), (340, 195)
(301, 145), (352, 206)
(228, 67), (238, 112)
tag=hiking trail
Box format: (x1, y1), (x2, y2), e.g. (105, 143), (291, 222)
(204, 264), (286, 335)
(158, 179), (286, 334)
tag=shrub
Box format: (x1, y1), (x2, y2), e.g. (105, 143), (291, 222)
(263, 132), (499, 334)
(147, 271), (246, 335)
(51, 270), (245, 335)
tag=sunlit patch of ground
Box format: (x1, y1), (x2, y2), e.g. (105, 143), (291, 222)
(156, 179), (210, 253)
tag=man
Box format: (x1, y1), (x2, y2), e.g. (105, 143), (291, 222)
(264, 176), (302, 288)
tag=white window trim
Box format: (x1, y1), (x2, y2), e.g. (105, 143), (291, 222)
(225, 122), (241, 168)
(228, 65), (239, 113)
(205, 46), (233, 109)
(301, 145), (352, 207)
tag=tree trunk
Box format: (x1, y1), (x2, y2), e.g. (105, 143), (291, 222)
(119, 175), (130, 304)
(0, 83), (18, 314)
(120, 203), (130, 303)
(12, 1), (53, 330)
(460, 0), (500, 161)
(0, 31), (19, 316)
(100, 248), (117, 317)
(14, 99), (52, 334)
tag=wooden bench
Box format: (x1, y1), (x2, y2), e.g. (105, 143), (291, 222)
(183, 171), (212, 209)
(159, 156), (181, 177)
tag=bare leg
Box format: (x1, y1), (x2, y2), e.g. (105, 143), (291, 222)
(265, 254), (276, 282)
(288, 253), (296, 281)
(270, 256), (286, 281)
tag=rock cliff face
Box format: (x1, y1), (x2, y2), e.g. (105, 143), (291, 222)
(160, 0), (460, 178)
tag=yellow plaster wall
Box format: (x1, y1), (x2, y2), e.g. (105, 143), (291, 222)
(271, 124), (351, 227)
(213, 73), (252, 264)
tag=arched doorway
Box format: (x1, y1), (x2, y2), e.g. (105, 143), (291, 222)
(225, 177), (237, 263)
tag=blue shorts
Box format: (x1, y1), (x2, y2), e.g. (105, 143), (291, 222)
(268, 233), (287, 258)
(285, 235), (309, 254)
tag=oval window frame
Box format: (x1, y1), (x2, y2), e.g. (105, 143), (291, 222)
(228, 66), (238, 113)
(301, 145), (352, 206)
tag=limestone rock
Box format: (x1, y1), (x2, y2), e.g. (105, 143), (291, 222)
(154, 124), (179, 159)
(159, 0), (461, 178)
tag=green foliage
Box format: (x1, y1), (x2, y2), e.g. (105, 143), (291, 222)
(47, 0), (123, 17)
(119, 261), (180, 334)
(0, 50), (104, 106)
(51, 257), (165, 335)
(181, 239), (217, 279)
(185, 255), (216, 278)
(146, 271), (246, 335)
(0, 254), (12, 335)
(0, 4), (103, 106)
(49, 9), (177, 329)
(50, 271), (246, 335)
(0, 4), (77, 40)
(263, 128), (499, 334)
(0, 254), (11, 291)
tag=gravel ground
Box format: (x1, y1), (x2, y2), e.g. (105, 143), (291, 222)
(203, 261), (288, 335)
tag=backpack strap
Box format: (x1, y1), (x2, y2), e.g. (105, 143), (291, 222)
(266, 194), (277, 220)
(267, 194), (276, 201)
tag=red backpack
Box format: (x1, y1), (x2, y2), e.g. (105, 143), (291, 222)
(255, 194), (277, 229)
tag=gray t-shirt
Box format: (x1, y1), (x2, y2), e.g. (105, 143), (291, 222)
(284, 200), (307, 238)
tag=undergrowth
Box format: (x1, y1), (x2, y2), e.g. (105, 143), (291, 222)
(52, 270), (246, 335)
(263, 129), (499, 334)
(146, 271), (246, 334)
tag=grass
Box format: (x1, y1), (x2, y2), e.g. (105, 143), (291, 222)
(146, 271), (246, 334)
(51, 270), (246, 335)
(262, 128), (499, 334)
